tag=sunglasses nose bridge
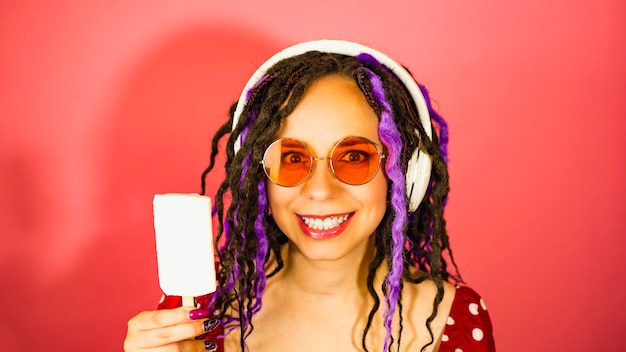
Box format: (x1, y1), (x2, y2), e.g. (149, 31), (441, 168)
(309, 156), (336, 179)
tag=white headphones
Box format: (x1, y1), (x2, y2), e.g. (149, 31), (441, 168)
(231, 40), (433, 212)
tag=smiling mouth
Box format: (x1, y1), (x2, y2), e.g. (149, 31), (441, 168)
(296, 213), (353, 240)
(300, 214), (350, 230)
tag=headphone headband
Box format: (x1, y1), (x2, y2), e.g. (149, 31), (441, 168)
(233, 40), (432, 150)
(231, 39), (433, 211)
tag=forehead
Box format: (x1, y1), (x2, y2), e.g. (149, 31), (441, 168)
(275, 75), (381, 151)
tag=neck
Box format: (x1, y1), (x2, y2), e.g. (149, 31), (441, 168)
(275, 237), (377, 299)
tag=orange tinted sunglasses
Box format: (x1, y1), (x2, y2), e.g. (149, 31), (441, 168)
(261, 136), (386, 187)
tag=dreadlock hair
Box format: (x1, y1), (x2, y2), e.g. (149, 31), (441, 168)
(200, 50), (461, 352)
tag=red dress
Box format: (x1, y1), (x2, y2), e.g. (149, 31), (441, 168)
(158, 285), (495, 351)
(437, 286), (496, 352)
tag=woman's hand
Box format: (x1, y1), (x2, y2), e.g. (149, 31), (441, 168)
(123, 307), (218, 351)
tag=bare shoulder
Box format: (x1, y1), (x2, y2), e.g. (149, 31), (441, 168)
(400, 274), (456, 351)
(403, 275), (456, 313)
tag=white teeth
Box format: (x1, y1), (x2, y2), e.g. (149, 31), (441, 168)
(301, 215), (349, 230)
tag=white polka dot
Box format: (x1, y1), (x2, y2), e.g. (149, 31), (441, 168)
(441, 334), (449, 342)
(447, 316), (455, 325)
(469, 303), (479, 315)
(455, 349), (463, 352)
(480, 298), (487, 310)
(472, 328), (484, 341)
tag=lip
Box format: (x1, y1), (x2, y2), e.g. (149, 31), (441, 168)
(296, 213), (353, 240)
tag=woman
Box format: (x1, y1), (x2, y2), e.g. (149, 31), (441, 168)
(124, 40), (495, 352)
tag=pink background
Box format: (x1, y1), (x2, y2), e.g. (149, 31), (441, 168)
(1, 1), (624, 351)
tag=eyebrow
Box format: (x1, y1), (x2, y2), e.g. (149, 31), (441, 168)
(279, 140), (307, 148)
(275, 136), (381, 154)
(336, 139), (371, 147)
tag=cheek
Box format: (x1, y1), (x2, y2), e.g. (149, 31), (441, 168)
(362, 175), (389, 217)
(266, 183), (279, 214)
(266, 183), (292, 219)
(372, 175), (389, 204)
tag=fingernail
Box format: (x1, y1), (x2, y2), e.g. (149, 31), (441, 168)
(189, 308), (210, 320)
(204, 318), (219, 332)
(204, 340), (217, 350)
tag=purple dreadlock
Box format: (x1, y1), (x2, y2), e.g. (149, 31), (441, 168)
(357, 61), (409, 351)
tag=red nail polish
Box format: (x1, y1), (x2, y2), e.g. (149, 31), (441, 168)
(189, 308), (210, 320)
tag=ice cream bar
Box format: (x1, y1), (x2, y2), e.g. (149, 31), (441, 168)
(153, 193), (216, 301)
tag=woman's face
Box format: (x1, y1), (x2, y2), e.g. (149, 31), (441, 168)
(266, 74), (388, 263)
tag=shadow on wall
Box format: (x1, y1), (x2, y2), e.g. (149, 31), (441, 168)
(0, 25), (283, 351)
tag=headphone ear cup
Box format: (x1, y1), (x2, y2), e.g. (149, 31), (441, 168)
(406, 147), (432, 212)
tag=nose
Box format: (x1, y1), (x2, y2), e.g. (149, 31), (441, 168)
(300, 158), (340, 200)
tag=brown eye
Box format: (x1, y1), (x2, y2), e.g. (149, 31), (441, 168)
(282, 152), (306, 165)
(337, 150), (370, 164)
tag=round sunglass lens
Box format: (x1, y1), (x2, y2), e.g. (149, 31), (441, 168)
(331, 137), (381, 185)
(263, 139), (311, 186)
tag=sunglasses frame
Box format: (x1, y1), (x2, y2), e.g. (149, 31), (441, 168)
(261, 136), (386, 187)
